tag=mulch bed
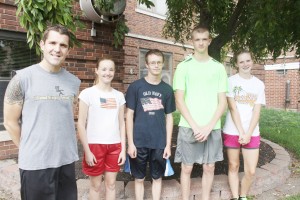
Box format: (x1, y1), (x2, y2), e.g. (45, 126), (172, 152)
(75, 126), (275, 183)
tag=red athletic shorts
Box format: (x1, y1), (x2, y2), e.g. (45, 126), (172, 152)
(223, 133), (260, 149)
(82, 143), (121, 176)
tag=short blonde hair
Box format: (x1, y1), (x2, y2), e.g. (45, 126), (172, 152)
(191, 25), (211, 39)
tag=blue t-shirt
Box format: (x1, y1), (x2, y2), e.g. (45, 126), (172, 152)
(125, 78), (176, 149)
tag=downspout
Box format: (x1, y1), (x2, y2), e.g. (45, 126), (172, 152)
(285, 80), (290, 109)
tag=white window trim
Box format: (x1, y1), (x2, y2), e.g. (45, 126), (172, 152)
(126, 32), (194, 49)
(135, 8), (167, 20)
(264, 62), (300, 70)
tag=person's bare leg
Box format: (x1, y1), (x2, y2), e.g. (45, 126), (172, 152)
(104, 172), (117, 200)
(89, 175), (102, 200)
(180, 163), (193, 200)
(152, 177), (162, 200)
(202, 163), (215, 200)
(227, 148), (241, 199)
(240, 148), (259, 197)
(134, 178), (145, 200)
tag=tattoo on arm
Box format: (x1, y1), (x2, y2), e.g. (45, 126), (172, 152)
(73, 95), (79, 105)
(4, 76), (24, 106)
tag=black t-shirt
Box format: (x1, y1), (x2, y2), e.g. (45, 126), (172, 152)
(125, 78), (176, 149)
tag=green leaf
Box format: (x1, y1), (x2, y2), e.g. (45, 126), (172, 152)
(28, 38), (34, 48)
(47, 3), (52, 11)
(56, 15), (64, 24)
(137, 0), (155, 8)
(37, 21), (43, 32)
(16, 5), (22, 16)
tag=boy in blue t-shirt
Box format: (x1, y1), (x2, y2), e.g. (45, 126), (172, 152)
(125, 49), (176, 200)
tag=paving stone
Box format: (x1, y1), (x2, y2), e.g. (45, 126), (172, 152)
(220, 189), (233, 200)
(255, 167), (272, 179)
(162, 197), (183, 200)
(267, 141), (285, 151)
(124, 180), (152, 199)
(74, 179), (125, 200)
(260, 163), (280, 174)
(275, 154), (291, 162)
(248, 184), (263, 196)
(273, 149), (290, 156)
(195, 191), (220, 200)
(77, 179), (89, 200)
(212, 175), (230, 191)
(161, 179), (181, 198)
(0, 159), (16, 168)
(190, 177), (202, 196)
(270, 158), (289, 168)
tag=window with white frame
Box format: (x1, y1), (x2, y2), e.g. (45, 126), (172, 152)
(137, 0), (168, 18)
(139, 49), (173, 85)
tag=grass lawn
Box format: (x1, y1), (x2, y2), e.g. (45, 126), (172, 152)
(259, 108), (300, 159)
(283, 194), (300, 200)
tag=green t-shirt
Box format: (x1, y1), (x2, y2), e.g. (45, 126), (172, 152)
(173, 56), (228, 129)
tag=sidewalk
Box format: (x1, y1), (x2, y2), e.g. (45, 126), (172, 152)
(253, 152), (300, 200)
(0, 139), (297, 200)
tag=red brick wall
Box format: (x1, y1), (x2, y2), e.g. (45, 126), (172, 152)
(123, 0), (192, 91)
(0, 1), (125, 92)
(262, 57), (299, 110)
(265, 70), (299, 110)
(0, 140), (18, 160)
(125, 0), (170, 40)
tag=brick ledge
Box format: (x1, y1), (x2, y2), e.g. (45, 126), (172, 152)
(0, 131), (10, 142)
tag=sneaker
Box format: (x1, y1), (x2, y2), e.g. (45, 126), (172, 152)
(239, 197), (247, 200)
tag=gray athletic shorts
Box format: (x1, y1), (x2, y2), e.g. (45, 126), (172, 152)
(174, 127), (223, 165)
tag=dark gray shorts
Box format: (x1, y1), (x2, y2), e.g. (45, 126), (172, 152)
(174, 127), (223, 165)
(19, 162), (77, 200)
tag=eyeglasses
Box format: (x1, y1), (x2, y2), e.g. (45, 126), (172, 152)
(148, 61), (163, 66)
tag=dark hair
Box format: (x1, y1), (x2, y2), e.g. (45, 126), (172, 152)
(94, 57), (115, 85)
(191, 25), (211, 39)
(42, 25), (71, 46)
(145, 49), (164, 64)
(233, 49), (253, 63)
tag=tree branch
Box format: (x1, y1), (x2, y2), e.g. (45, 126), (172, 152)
(212, 0), (248, 49)
(196, 0), (213, 27)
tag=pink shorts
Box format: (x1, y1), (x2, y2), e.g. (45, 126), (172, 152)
(82, 143), (121, 176)
(222, 133), (260, 149)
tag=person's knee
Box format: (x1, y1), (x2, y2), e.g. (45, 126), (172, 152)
(90, 181), (101, 193)
(135, 178), (145, 184)
(105, 181), (116, 192)
(152, 177), (162, 184)
(228, 162), (240, 173)
(245, 169), (256, 179)
(203, 164), (215, 175)
(181, 164), (193, 175)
